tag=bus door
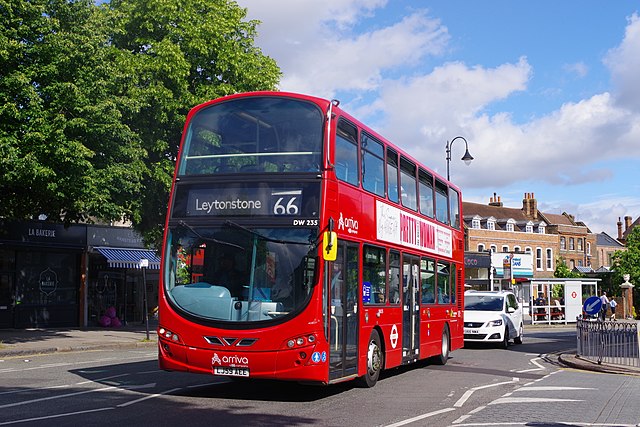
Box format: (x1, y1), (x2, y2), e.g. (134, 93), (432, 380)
(329, 244), (359, 380)
(402, 254), (420, 362)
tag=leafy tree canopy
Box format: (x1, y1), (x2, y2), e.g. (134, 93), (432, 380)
(553, 257), (582, 279)
(0, 0), (280, 245)
(612, 226), (640, 291)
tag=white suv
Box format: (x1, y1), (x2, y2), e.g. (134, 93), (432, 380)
(463, 290), (523, 349)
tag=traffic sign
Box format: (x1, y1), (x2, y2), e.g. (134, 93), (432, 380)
(583, 296), (602, 315)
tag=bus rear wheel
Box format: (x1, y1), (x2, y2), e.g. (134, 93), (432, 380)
(360, 330), (383, 388)
(432, 325), (450, 365)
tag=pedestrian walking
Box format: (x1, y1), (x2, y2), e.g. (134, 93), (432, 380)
(609, 298), (617, 320)
(599, 291), (609, 321)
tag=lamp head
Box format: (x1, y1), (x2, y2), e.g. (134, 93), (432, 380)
(461, 148), (474, 166)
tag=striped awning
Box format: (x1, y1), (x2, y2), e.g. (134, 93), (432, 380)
(94, 247), (161, 269)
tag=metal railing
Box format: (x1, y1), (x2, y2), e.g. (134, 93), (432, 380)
(576, 318), (640, 368)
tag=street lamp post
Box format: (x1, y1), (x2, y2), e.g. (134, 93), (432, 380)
(445, 136), (474, 181)
(139, 258), (150, 340)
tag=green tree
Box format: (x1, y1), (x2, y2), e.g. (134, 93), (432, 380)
(107, 0), (280, 244)
(0, 0), (145, 224)
(612, 226), (640, 317)
(553, 257), (582, 278)
(0, 0), (280, 244)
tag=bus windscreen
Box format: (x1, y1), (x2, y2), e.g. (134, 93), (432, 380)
(178, 97), (324, 175)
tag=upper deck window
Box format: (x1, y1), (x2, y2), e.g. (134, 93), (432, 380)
(435, 180), (449, 224)
(386, 149), (399, 203)
(361, 133), (385, 197)
(400, 157), (417, 211)
(449, 188), (460, 229)
(418, 169), (434, 218)
(178, 97), (323, 175)
(335, 119), (359, 186)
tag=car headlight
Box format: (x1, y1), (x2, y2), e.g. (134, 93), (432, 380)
(488, 319), (503, 327)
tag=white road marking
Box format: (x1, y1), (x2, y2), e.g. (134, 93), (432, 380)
(383, 407), (456, 427)
(515, 356), (545, 372)
(454, 378), (520, 407)
(117, 387), (182, 407)
(0, 386), (119, 409)
(0, 407), (113, 426)
(515, 386), (595, 391)
(489, 397), (582, 404)
(452, 423), (638, 427)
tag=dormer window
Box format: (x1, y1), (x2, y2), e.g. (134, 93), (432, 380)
(486, 217), (496, 230)
(537, 222), (546, 234)
(506, 218), (515, 232)
(472, 216), (481, 229)
(525, 221), (534, 233)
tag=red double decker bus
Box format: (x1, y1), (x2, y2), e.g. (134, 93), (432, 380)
(158, 91), (465, 386)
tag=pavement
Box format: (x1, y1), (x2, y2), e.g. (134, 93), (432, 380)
(2, 322), (640, 378)
(0, 321), (158, 358)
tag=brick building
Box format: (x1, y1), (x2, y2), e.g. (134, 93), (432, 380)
(463, 193), (596, 278)
(594, 232), (625, 271)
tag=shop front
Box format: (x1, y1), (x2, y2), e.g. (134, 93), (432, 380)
(0, 221), (160, 329)
(0, 221), (85, 328)
(86, 225), (160, 327)
(464, 251), (493, 290)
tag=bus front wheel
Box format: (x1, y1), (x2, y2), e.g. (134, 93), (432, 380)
(360, 330), (383, 387)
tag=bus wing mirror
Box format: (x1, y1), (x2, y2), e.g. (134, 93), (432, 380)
(323, 231), (337, 261)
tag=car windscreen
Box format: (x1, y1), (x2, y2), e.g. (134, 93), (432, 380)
(465, 295), (504, 311)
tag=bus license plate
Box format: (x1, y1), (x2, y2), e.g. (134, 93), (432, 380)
(214, 366), (250, 377)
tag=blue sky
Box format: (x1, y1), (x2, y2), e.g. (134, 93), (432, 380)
(238, 0), (640, 238)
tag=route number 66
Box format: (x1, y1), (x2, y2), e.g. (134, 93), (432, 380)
(273, 196), (300, 215)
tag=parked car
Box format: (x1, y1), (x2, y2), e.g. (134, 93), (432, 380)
(463, 290), (523, 349)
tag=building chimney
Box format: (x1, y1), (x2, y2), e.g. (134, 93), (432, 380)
(523, 193), (529, 216)
(618, 217), (623, 240)
(489, 192), (503, 207)
(530, 192), (538, 220)
(625, 215), (632, 231)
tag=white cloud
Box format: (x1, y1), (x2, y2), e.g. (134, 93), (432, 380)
(604, 13), (640, 112)
(238, 1), (640, 238)
(241, 1), (449, 98)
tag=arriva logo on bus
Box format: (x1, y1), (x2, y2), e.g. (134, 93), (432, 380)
(338, 212), (359, 234)
(211, 353), (249, 366)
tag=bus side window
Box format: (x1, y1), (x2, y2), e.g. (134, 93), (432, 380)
(387, 148), (399, 203)
(361, 133), (385, 197)
(335, 119), (359, 186)
(400, 157), (417, 211)
(435, 179), (449, 224)
(436, 261), (450, 303)
(388, 250), (400, 304)
(420, 257), (435, 304)
(363, 245), (386, 305)
(449, 187), (460, 229)
(419, 169), (434, 218)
